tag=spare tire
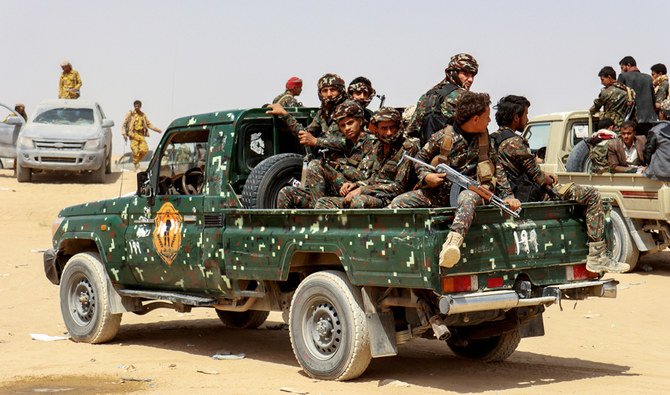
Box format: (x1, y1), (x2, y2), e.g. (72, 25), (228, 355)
(565, 140), (592, 172)
(242, 153), (303, 208)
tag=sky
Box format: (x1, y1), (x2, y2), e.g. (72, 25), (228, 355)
(3, 0), (669, 153)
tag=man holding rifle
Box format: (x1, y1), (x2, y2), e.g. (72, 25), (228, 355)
(389, 91), (520, 268)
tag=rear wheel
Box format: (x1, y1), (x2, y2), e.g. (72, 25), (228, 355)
(16, 163), (31, 183)
(447, 329), (520, 362)
(216, 310), (269, 329)
(610, 208), (640, 271)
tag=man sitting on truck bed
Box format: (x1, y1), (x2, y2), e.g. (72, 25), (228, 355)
(607, 121), (646, 173)
(491, 95), (629, 273)
(389, 91), (521, 268)
(315, 107), (420, 208)
(277, 100), (376, 208)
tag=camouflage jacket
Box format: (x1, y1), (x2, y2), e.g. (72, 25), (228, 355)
(405, 81), (465, 139)
(590, 82), (634, 126)
(272, 91), (302, 108)
(653, 75), (669, 109)
(279, 109), (346, 152)
(415, 125), (513, 205)
(490, 127), (546, 185)
(357, 137), (420, 199)
(326, 133), (377, 190)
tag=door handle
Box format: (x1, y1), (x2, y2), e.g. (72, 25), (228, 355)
(184, 215), (197, 223)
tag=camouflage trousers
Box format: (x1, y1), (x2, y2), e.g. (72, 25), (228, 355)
(315, 195), (387, 209)
(128, 132), (149, 166)
(451, 190), (484, 236)
(277, 159), (338, 209)
(387, 188), (450, 208)
(555, 183), (604, 241)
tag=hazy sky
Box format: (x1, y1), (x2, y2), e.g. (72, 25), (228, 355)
(3, 0), (669, 153)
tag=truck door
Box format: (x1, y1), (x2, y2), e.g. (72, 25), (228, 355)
(0, 102), (24, 159)
(124, 129), (210, 292)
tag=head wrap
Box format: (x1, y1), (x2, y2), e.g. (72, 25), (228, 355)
(317, 73), (346, 109)
(371, 107), (402, 143)
(332, 100), (365, 123)
(60, 60), (71, 67)
(347, 78), (376, 107)
(286, 77), (303, 90)
(445, 53), (479, 75)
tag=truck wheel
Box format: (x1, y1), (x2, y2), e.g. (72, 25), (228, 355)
(447, 329), (520, 362)
(289, 271), (371, 381)
(565, 141), (592, 172)
(610, 208), (640, 271)
(241, 153), (303, 208)
(59, 252), (122, 344)
(215, 310), (269, 329)
(16, 164), (31, 183)
(105, 144), (112, 174)
(92, 164), (106, 184)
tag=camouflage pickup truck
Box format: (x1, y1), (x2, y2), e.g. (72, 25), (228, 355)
(524, 111), (670, 271)
(45, 107), (617, 381)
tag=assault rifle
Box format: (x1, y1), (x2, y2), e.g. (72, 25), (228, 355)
(403, 154), (521, 218)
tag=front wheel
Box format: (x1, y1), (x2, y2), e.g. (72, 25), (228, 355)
(447, 329), (520, 362)
(16, 163), (31, 183)
(60, 252), (121, 343)
(289, 271), (371, 381)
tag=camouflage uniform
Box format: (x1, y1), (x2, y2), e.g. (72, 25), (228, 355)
(347, 79), (376, 109)
(653, 74), (670, 118)
(492, 127), (605, 242)
(406, 53), (478, 141)
(121, 110), (163, 167)
(589, 82), (635, 127)
(58, 69), (82, 99)
(272, 91), (302, 107)
(390, 123), (513, 236)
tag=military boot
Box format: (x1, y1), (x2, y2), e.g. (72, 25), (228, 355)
(439, 231), (464, 268)
(585, 241), (630, 273)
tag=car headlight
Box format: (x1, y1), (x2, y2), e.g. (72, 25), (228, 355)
(84, 138), (101, 149)
(19, 136), (33, 149)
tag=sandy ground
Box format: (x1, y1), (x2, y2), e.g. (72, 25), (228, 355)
(1, 167), (669, 394)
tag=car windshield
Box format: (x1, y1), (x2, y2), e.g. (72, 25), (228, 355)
(33, 108), (94, 125)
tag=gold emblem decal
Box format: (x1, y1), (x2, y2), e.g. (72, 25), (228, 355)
(153, 202), (183, 265)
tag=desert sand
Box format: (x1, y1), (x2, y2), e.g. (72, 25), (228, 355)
(1, 167), (669, 394)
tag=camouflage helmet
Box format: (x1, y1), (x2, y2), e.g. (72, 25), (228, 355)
(332, 99), (365, 123)
(371, 107), (401, 126)
(445, 53), (479, 76)
(318, 73), (346, 92)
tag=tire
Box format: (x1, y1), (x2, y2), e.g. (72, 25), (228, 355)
(105, 144), (112, 174)
(610, 208), (640, 271)
(16, 163), (31, 183)
(447, 329), (521, 362)
(59, 252), (122, 344)
(91, 163), (106, 184)
(216, 310), (269, 329)
(565, 140), (591, 172)
(289, 271), (371, 381)
(241, 153), (303, 208)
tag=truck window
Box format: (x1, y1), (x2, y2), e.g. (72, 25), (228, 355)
(569, 121), (590, 148)
(242, 124), (274, 168)
(525, 122), (551, 152)
(157, 130), (209, 195)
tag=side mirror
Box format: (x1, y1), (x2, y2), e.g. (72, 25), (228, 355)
(5, 116), (24, 126)
(101, 119), (114, 128)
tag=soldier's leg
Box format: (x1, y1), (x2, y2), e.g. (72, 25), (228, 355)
(349, 195), (386, 208)
(387, 190), (433, 208)
(137, 137), (149, 164)
(129, 137), (141, 166)
(304, 160), (329, 200)
(314, 197), (346, 209)
(277, 186), (317, 209)
(440, 190), (483, 268)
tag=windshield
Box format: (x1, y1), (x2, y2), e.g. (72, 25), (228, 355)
(33, 108), (94, 125)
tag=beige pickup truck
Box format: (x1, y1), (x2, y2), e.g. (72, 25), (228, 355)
(523, 111), (670, 271)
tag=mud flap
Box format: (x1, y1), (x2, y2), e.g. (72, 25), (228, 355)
(519, 313), (545, 339)
(362, 287), (398, 358)
(43, 249), (59, 285)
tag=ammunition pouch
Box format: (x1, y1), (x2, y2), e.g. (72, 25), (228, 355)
(476, 160), (496, 186)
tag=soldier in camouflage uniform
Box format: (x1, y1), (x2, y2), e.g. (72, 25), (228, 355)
(277, 100), (376, 208)
(406, 53), (478, 143)
(272, 77), (303, 108)
(588, 118), (618, 174)
(492, 95), (629, 273)
(390, 92), (521, 268)
(589, 66), (635, 127)
(651, 63), (670, 120)
(316, 107), (420, 208)
(348, 76), (376, 109)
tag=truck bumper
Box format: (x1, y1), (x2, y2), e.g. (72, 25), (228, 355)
(43, 248), (59, 285)
(439, 279), (618, 315)
(18, 147), (104, 171)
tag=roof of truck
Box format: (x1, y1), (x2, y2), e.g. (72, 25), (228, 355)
(167, 107), (319, 130)
(529, 110), (591, 123)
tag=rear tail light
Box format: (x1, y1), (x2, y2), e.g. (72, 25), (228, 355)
(442, 274), (478, 293)
(486, 276), (504, 289)
(566, 264), (598, 281)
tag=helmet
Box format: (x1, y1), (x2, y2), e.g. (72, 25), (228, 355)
(445, 53), (479, 76)
(332, 100), (365, 123)
(371, 107), (401, 126)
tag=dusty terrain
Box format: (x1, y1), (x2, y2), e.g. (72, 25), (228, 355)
(1, 167), (669, 394)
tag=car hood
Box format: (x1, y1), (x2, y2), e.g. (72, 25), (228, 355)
(20, 123), (103, 140)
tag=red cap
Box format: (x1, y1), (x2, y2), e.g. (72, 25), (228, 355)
(286, 77), (303, 90)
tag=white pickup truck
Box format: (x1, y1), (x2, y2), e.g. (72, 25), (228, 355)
(523, 110), (670, 271)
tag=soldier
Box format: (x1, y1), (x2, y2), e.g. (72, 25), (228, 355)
(406, 53), (478, 143)
(277, 100), (376, 209)
(589, 66), (634, 128)
(390, 91), (520, 268)
(58, 60), (82, 99)
(347, 76), (376, 109)
(121, 100), (163, 170)
(619, 56), (657, 135)
(272, 77), (303, 108)
(491, 94), (629, 273)
(13, 103), (27, 121)
(315, 107), (420, 208)
(651, 63), (669, 120)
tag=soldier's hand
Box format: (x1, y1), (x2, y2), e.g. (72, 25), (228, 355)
(265, 103), (288, 116)
(344, 187), (362, 204)
(504, 197), (522, 212)
(298, 131), (317, 147)
(544, 172), (557, 185)
(340, 182), (357, 196)
(424, 173), (446, 188)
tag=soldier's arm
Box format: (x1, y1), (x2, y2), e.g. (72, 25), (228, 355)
(415, 132), (442, 185)
(439, 90), (463, 124)
(590, 92), (603, 114)
(643, 132), (658, 164)
(121, 112), (131, 135)
(362, 141), (419, 196)
(315, 130), (346, 151)
(507, 138), (547, 185)
(491, 149), (513, 199)
(145, 116), (163, 133)
(607, 140), (633, 173)
(74, 71), (82, 90)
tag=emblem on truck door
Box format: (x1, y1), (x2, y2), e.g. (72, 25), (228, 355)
(152, 202), (183, 265)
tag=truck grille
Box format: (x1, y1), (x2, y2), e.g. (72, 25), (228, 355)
(204, 213), (224, 228)
(40, 157), (78, 164)
(34, 140), (85, 150)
